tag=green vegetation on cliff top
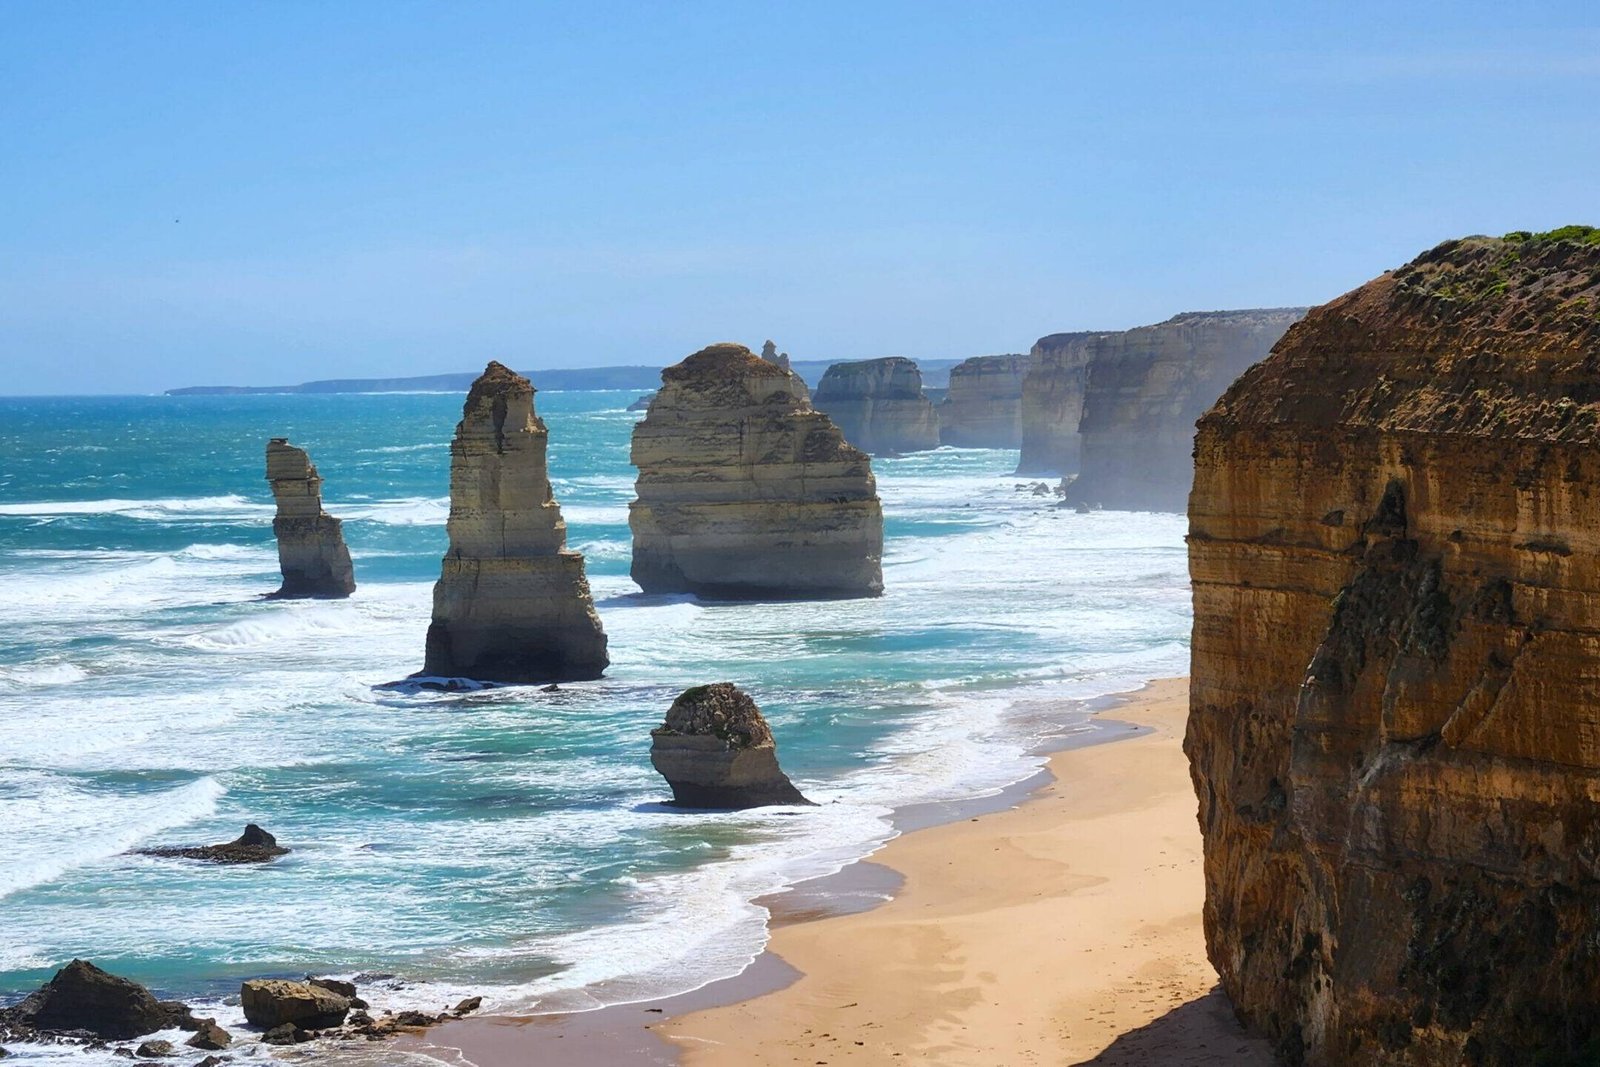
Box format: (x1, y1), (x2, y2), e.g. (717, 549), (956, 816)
(1500, 225), (1600, 246)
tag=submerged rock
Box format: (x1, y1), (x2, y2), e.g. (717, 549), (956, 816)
(265, 439), (356, 599)
(2, 960), (180, 1041)
(812, 357), (940, 454)
(240, 979), (350, 1030)
(1187, 228), (1600, 1065)
(134, 823), (289, 865)
(421, 362), (609, 683)
(629, 343), (883, 599)
(650, 683), (812, 809)
(939, 354), (1027, 448)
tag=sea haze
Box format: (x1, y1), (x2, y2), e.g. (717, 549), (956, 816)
(0, 390), (1189, 1058)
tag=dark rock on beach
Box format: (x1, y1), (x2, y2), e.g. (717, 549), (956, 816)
(134, 824), (289, 865)
(260, 1023), (306, 1045)
(1, 960), (180, 1041)
(240, 978), (350, 1030)
(133, 1039), (173, 1058)
(452, 996), (482, 1016)
(183, 1019), (231, 1050)
(650, 683), (813, 809)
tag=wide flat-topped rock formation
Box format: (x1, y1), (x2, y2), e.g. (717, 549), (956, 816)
(630, 343), (883, 599)
(1064, 308), (1304, 511)
(1187, 228), (1600, 1065)
(650, 683), (811, 808)
(1015, 331), (1098, 474)
(422, 361), (608, 682)
(939, 353), (1027, 448)
(811, 356), (940, 454)
(265, 439), (355, 598)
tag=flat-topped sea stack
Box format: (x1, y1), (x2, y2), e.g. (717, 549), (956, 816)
(630, 343), (883, 599)
(939, 353), (1027, 448)
(1065, 308), (1303, 511)
(1015, 331), (1097, 474)
(811, 356), (940, 454)
(265, 439), (355, 598)
(422, 361), (608, 683)
(650, 683), (812, 808)
(1187, 228), (1600, 1065)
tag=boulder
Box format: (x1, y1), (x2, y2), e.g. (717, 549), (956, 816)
(260, 1023), (305, 1045)
(420, 362), (609, 683)
(265, 439), (356, 598)
(134, 823), (289, 865)
(650, 683), (812, 809)
(939, 354), (1027, 448)
(3, 960), (175, 1040)
(452, 996), (482, 1016)
(240, 979), (350, 1030)
(811, 357), (940, 454)
(629, 343), (884, 599)
(306, 977), (356, 1000)
(183, 1020), (230, 1050)
(133, 1040), (173, 1058)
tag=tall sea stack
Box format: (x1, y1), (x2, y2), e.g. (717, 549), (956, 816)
(1187, 229), (1600, 1065)
(422, 361), (608, 682)
(630, 343), (883, 599)
(265, 439), (355, 599)
(939, 353), (1027, 448)
(812, 357), (940, 454)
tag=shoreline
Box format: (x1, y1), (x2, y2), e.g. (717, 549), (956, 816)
(405, 676), (1271, 1066)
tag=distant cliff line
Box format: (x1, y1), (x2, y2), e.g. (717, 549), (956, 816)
(166, 359), (965, 396)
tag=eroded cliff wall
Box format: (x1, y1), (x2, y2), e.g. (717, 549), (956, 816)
(1016, 332), (1097, 474)
(939, 354), (1027, 448)
(1187, 229), (1600, 1065)
(811, 357), (940, 454)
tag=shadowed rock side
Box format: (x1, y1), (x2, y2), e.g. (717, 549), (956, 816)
(1065, 309), (1304, 511)
(630, 343), (884, 599)
(650, 683), (812, 808)
(422, 361), (608, 682)
(1016, 331), (1098, 474)
(1186, 228), (1600, 1066)
(939, 353), (1027, 448)
(1, 960), (194, 1040)
(265, 439), (355, 598)
(811, 357), (940, 454)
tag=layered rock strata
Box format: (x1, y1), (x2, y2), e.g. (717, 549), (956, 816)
(1016, 331), (1098, 474)
(939, 353), (1027, 448)
(421, 362), (608, 682)
(811, 357), (940, 454)
(265, 439), (356, 598)
(650, 683), (812, 808)
(1065, 308), (1304, 510)
(1187, 229), (1600, 1066)
(630, 343), (883, 599)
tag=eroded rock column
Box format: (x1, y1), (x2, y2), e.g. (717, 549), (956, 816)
(265, 439), (355, 599)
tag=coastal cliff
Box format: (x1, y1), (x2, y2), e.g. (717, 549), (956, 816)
(1015, 331), (1097, 474)
(1066, 308), (1303, 511)
(422, 361), (608, 682)
(939, 354), (1027, 448)
(265, 439), (355, 598)
(1187, 228), (1600, 1065)
(811, 357), (940, 454)
(630, 343), (883, 599)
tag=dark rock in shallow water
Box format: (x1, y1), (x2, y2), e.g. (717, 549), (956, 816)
(134, 823), (289, 865)
(650, 683), (813, 809)
(261, 1023), (306, 1045)
(452, 996), (482, 1016)
(306, 977), (356, 1000)
(183, 1019), (230, 1050)
(133, 1039), (173, 1058)
(240, 979), (350, 1030)
(3, 960), (176, 1040)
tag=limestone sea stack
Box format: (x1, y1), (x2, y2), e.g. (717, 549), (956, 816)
(939, 353), (1027, 448)
(1063, 308), (1304, 511)
(811, 357), (940, 454)
(630, 343), (883, 599)
(650, 683), (812, 808)
(421, 362), (608, 683)
(1015, 331), (1098, 474)
(1187, 228), (1600, 1065)
(265, 439), (356, 598)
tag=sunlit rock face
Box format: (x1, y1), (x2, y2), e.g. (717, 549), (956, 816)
(1016, 331), (1097, 475)
(629, 343), (883, 600)
(939, 354), (1027, 449)
(421, 361), (608, 682)
(811, 357), (940, 454)
(265, 439), (356, 599)
(1187, 230), (1600, 1066)
(650, 682), (812, 809)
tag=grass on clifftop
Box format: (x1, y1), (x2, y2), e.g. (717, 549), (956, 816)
(1501, 225), (1600, 246)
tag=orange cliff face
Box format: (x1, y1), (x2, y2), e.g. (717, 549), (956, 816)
(1186, 229), (1600, 1066)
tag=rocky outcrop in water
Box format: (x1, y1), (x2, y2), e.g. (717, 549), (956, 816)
(1, 961), (188, 1040)
(240, 979), (351, 1030)
(1065, 308), (1304, 510)
(629, 343), (883, 599)
(265, 439), (355, 598)
(812, 357), (940, 454)
(939, 354), (1027, 448)
(134, 823), (289, 864)
(650, 683), (812, 808)
(1187, 228), (1600, 1066)
(1016, 331), (1098, 474)
(421, 362), (608, 683)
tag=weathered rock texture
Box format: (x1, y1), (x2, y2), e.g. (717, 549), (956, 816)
(1187, 228), (1600, 1066)
(939, 354), (1027, 448)
(2, 960), (185, 1040)
(650, 683), (812, 808)
(812, 357), (941, 454)
(265, 439), (356, 598)
(630, 343), (883, 599)
(240, 979), (350, 1030)
(1066, 309), (1304, 510)
(761, 340), (792, 372)
(1016, 331), (1098, 474)
(134, 823), (289, 864)
(421, 362), (608, 682)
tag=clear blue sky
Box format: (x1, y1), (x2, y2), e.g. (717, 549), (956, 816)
(3, 2), (1597, 394)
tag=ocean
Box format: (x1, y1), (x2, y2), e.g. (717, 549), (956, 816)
(0, 390), (1189, 1061)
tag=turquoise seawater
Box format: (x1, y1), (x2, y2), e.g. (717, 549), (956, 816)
(0, 390), (1189, 1056)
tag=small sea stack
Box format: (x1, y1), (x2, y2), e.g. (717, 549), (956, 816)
(421, 361), (608, 683)
(650, 683), (812, 809)
(812, 356), (941, 454)
(134, 823), (289, 865)
(629, 342), (883, 599)
(265, 439), (356, 599)
(939, 353), (1027, 448)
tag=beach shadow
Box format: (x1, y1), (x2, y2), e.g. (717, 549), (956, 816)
(1072, 986), (1278, 1066)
